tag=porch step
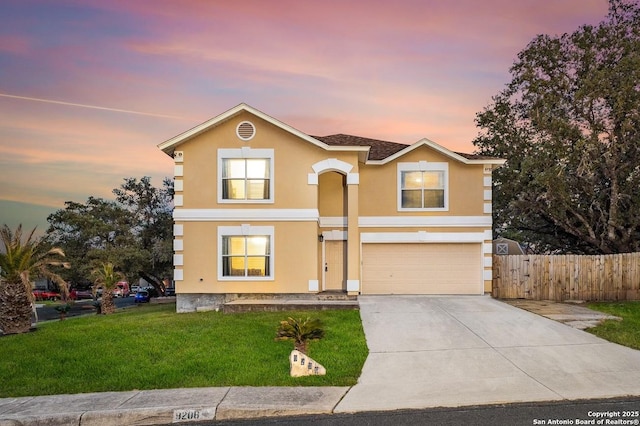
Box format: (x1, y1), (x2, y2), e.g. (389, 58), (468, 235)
(316, 290), (358, 301)
(222, 297), (359, 314)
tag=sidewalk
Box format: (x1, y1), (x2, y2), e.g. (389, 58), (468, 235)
(0, 387), (349, 425)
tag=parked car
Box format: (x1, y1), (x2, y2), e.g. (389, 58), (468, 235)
(129, 285), (141, 296)
(69, 289), (94, 300)
(134, 290), (150, 303)
(32, 290), (61, 301)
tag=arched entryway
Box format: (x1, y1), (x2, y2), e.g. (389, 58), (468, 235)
(309, 158), (360, 294)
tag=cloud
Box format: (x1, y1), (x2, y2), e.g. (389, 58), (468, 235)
(0, 34), (31, 55)
(0, 93), (193, 120)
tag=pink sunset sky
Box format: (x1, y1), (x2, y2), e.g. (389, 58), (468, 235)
(0, 0), (609, 234)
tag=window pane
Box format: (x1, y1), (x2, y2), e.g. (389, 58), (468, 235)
(401, 189), (422, 208)
(247, 236), (269, 255)
(223, 179), (246, 199)
(222, 159), (246, 178)
(223, 256), (246, 276)
(246, 159), (269, 178)
(247, 179), (269, 199)
(401, 171), (423, 189)
(230, 256), (246, 275)
(247, 256), (267, 276)
(423, 189), (445, 208)
(223, 236), (245, 255)
(423, 171), (444, 189)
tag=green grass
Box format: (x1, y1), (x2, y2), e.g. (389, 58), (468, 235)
(0, 304), (368, 397)
(586, 301), (640, 350)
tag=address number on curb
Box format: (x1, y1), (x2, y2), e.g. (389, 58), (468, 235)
(173, 408), (215, 423)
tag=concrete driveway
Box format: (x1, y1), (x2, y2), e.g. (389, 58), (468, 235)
(335, 295), (640, 412)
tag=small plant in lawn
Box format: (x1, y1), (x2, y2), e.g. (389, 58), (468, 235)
(54, 302), (73, 320)
(91, 262), (123, 315)
(275, 316), (325, 354)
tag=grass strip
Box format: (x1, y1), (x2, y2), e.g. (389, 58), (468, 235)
(0, 304), (367, 397)
(586, 301), (640, 350)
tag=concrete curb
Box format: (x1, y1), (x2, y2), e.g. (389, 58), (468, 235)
(215, 387), (349, 420)
(0, 387), (351, 426)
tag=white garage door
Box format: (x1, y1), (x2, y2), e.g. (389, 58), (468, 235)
(361, 243), (483, 295)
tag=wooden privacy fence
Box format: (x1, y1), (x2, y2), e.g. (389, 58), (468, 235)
(492, 253), (640, 301)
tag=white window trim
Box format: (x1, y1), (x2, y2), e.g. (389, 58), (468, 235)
(397, 162), (449, 212)
(217, 148), (274, 204)
(217, 225), (274, 281)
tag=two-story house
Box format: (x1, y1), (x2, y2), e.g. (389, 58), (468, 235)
(158, 104), (504, 312)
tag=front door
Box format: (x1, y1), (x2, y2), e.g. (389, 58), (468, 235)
(324, 240), (346, 291)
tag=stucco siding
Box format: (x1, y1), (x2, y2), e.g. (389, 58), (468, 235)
(358, 146), (486, 217)
(178, 221), (318, 294)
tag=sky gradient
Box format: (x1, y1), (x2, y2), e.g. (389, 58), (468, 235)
(0, 0), (609, 234)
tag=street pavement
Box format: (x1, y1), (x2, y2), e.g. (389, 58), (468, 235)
(2, 296), (640, 425)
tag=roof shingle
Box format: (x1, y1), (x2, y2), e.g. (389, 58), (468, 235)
(312, 134), (408, 161)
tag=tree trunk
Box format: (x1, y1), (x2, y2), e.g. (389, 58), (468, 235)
(101, 292), (116, 315)
(0, 281), (34, 335)
(295, 341), (308, 354)
(139, 271), (166, 296)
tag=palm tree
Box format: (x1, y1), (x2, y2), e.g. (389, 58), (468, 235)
(91, 262), (123, 315)
(0, 224), (70, 335)
(275, 317), (325, 354)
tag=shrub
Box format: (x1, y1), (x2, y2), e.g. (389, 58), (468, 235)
(275, 316), (325, 354)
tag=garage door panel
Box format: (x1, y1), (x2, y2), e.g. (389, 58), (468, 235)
(362, 243), (482, 295)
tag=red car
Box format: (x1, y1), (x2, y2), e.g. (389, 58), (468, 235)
(69, 289), (94, 300)
(32, 290), (61, 301)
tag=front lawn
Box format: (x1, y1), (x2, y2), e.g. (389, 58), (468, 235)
(0, 304), (368, 397)
(586, 301), (640, 350)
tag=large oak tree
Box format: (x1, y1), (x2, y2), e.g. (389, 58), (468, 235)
(45, 177), (173, 293)
(473, 0), (640, 254)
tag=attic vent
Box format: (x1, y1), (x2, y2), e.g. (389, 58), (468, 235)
(236, 121), (255, 141)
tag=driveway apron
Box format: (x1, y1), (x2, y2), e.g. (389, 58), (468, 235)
(335, 295), (640, 412)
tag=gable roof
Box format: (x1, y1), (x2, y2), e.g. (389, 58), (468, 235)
(158, 103), (326, 156)
(158, 103), (505, 166)
(365, 137), (505, 165)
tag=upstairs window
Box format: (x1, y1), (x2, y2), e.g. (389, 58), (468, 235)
(398, 162), (448, 211)
(218, 149), (274, 203)
(222, 158), (270, 200)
